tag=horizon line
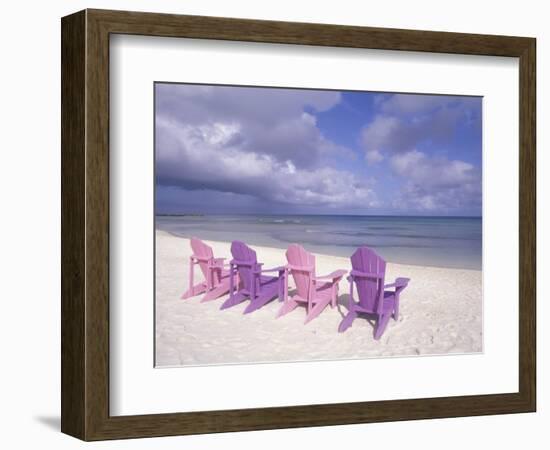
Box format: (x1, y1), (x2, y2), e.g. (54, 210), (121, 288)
(155, 212), (482, 219)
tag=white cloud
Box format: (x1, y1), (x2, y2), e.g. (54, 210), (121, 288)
(156, 84), (350, 169)
(360, 94), (481, 163)
(365, 149), (384, 164)
(361, 116), (400, 164)
(378, 94), (477, 115)
(390, 150), (477, 187)
(156, 117), (378, 209)
(389, 150), (481, 212)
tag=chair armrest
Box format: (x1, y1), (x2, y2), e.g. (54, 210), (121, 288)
(208, 257), (226, 268)
(384, 277), (410, 289)
(230, 259), (259, 268)
(314, 269), (347, 281)
(287, 264), (314, 272)
(256, 265), (286, 274)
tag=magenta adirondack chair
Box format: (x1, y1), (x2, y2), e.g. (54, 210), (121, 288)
(221, 240), (286, 314)
(277, 244), (347, 324)
(338, 246), (409, 339)
(181, 237), (236, 302)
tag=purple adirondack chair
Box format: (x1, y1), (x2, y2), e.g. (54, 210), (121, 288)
(181, 237), (236, 302)
(277, 244), (347, 324)
(338, 246), (410, 339)
(221, 240), (286, 314)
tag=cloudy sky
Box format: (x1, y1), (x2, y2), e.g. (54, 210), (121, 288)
(155, 83), (482, 216)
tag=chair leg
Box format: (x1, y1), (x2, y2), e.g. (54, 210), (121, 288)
(338, 310), (357, 332)
(276, 298), (299, 318)
(220, 292), (247, 310)
(374, 313), (391, 340)
(393, 295), (400, 321)
(201, 281), (230, 302)
(305, 298), (331, 324)
(331, 284), (337, 308)
(244, 292), (276, 314)
(181, 282), (206, 299)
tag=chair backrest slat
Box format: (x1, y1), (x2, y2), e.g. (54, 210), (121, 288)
(286, 244), (315, 300)
(190, 237), (214, 279)
(351, 247), (386, 314)
(231, 241), (258, 292)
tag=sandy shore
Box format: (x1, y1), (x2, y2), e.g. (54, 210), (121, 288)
(155, 230), (482, 367)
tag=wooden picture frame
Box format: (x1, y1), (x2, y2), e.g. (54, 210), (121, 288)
(61, 9), (536, 441)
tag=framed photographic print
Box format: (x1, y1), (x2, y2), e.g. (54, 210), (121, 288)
(61, 9), (536, 441)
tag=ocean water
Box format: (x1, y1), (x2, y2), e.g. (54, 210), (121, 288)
(156, 215), (482, 270)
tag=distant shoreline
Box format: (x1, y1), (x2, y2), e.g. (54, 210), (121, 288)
(155, 229), (482, 273)
(155, 214), (482, 270)
(156, 213), (205, 217)
(155, 213), (482, 219)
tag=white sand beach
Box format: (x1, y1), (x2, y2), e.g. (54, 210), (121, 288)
(155, 230), (482, 367)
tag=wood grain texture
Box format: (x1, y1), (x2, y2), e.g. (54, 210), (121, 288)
(60, 10), (86, 439)
(60, 8), (537, 441)
(518, 39), (536, 410)
(88, 8), (532, 56)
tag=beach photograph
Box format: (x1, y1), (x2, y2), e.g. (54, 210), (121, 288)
(154, 82), (482, 367)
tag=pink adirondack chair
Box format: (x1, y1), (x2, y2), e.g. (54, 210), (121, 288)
(338, 246), (409, 339)
(277, 244), (347, 324)
(220, 240), (286, 314)
(181, 237), (236, 302)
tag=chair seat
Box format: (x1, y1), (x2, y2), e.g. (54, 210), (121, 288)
(259, 275), (279, 286)
(315, 282), (333, 298)
(354, 290), (396, 314)
(290, 281), (333, 303)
